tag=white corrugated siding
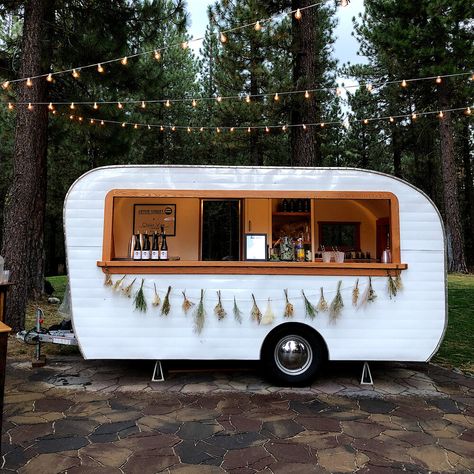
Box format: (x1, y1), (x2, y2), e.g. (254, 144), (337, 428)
(64, 166), (446, 361)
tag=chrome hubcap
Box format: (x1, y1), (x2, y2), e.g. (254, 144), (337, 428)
(274, 335), (313, 376)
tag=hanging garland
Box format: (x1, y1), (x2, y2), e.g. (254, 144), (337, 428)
(102, 272), (403, 332)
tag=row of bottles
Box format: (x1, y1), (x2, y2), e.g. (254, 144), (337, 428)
(278, 199), (311, 213)
(132, 226), (168, 261)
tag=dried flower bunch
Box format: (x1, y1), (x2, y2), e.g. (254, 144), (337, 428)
(122, 278), (136, 298)
(387, 274), (397, 299)
(251, 294), (262, 324)
(161, 286), (172, 316)
(302, 290), (317, 319)
(104, 272), (113, 287)
(214, 290), (226, 320)
(233, 296), (243, 323)
(283, 289), (294, 318)
(329, 280), (344, 322)
(316, 287), (328, 312)
(261, 298), (275, 325)
(194, 289), (206, 334)
(182, 290), (194, 314)
(113, 275), (126, 292)
(352, 278), (359, 306)
(152, 283), (161, 308)
(134, 279), (147, 312)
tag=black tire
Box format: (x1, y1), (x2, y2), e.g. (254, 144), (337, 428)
(261, 326), (326, 386)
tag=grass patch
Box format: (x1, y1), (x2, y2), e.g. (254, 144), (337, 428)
(8, 274), (474, 374)
(433, 274), (474, 374)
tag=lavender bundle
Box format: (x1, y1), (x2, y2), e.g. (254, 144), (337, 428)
(329, 280), (344, 322)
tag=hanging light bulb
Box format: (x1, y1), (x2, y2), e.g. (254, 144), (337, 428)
(192, 99), (197, 107)
(282, 124), (287, 131)
(100, 120), (105, 126)
(320, 122), (325, 128)
(134, 124), (138, 129)
(247, 127), (251, 133)
(121, 57), (128, 66)
(46, 73), (53, 83)
(466, 107), (472, 115)
(117, 102), (123, 109)
(48, 102), (54, 111)
(294, 8), (302, 20)
(274, 92), (279, 101)
(220, 32), (227, 43)
(160, 125), (164, 131)
(147, 125), (151, 130)
(141, 101), (146, 108)
(230, 127), (235, 133)
(216, 127), (221, 133)
(435, 76), (442, 84)
(216, 96), (222, 103)
(438, 111), (444, 119)
(470, 72), (474, 81)
(412, 112), (417, 120)
(90, 119), (94, 124)
(340, 0), (349, 6)
(165, 99), (171, 107)
(26, 78), (33, 87)
(2, 81), (10, 89)
(172, 125), (176, 131)
(363, 118), (369, 124)
(69, 115), (74, 120)
(187, 126), (191, 133)
(304, 90), (310, 99)
(72, 69), (80, 78)
(245, 94), (251, 103)
(200, 127), (204, 132)
(302, 124), (307, 130)
(52, 110), (57, 115)
(121, 122), (126, 127)
(265, 126), (270, 133)
(70, 102), (75, 110)
(181, 41), (189, 49)
(93, 102), (99, 110)
(254, 21), (262, 31)
(389, 116), (394, 123)
(154, 50), (161, 61)
(366, 83), (373, 92)
(97, 63), (104, 73)
(79, 117), (84, 122)
(7, 102), (14, 110)
(401, 79), (407, 88)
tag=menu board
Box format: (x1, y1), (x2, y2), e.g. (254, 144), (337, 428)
(133, 204), (176, 236)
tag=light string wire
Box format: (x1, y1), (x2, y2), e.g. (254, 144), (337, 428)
(0, 0), (331, 87)
(3, 71), (473, 107)
(59, 105), (472, 131)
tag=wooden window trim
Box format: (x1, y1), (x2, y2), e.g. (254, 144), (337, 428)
(100, 189), (404, 275)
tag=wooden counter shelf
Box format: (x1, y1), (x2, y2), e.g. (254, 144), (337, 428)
(97, 260), (407, 276)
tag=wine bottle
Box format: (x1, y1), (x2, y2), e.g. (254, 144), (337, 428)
(160, 225), (168, 260)
(133, 233), (142, 260)
(151, 231), (159, 260)
(141, 232), (150, 260)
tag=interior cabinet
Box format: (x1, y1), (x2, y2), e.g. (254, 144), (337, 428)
(244, 199), (271, 236)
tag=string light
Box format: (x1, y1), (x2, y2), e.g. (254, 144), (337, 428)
(187, 126), (191, 133)
(340, 0), (349, 6)
(90, 119), (94, 124)
(70, 102), (75, 110)
(26, 78), (32, 87)
(72, 69), (80, 78)
(46, 73), (53, 83)
(336, 87), (343, 96)
(216, 96), (222, 103)
(363, 118), (369, 124)
(320, 122), (325, 127)
(181, 41), (189, 50)
(220, 32), (227, 43)
(199, 127), (204, 132)
(121, 57), (128, 66)
(412, 112), (417, 120)
(230, 127), (235, 132)
(435, 76), (442, 84)
(294, 9), (302, 20)
(134, 124), (138, 129)
(117, 102), (123, 109)
(154, 50), (161, 61)
(121, 122), (126, 127)
(78, 116), (84, 122)
(282, 125), (287, 131)
(217, 127), (221, 133)
(274, 92), (279, 101)
(401, 79), (407, 88)
(302, 124), (307, 130)
(304, 90), (310, 99)
(265, 126), (270, 133)
(247, 127), (251, 133)
(366, 83), (373, 92)
(245, 95), (251, 103)
(48, 102), (54, 111)
(172, 125), (176, 131)
(160, 125), (164, 131)
(7, 102), (13, 110)
(389, 116), (394, 123)
(192, 99), (197, 107)
(69, 115), (74, 120)
(93, 102), (99, 110)
(2, 81), (10, 89)
(101, 120), (105, 126)
(27, 103), (33, 110)
(254, 21), (262, 31)
(141, 101), (146, 108)
(438, 111), (444, 119)
(165, 99), (171, 107)
(147, 125), (151, 130)
(466, 107), (472, 115)
(97, 63), (104, 73)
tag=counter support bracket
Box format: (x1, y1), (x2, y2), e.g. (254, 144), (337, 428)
(152, 361), (165, 382)
(360, 362), (373, 385)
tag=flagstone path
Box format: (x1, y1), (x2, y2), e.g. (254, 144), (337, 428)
(1, 357), (473, 473)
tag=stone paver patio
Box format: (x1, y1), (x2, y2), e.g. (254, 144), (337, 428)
(1, 357), (474, 473)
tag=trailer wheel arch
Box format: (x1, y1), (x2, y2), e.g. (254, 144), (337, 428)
(260, 323), (329, 386)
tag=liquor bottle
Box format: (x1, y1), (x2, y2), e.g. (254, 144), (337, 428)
(141, 232), (150, 260)
(160, 225), (168, 260)
(296, 237), (305, 262)
(133, 233), (142, 260)
(151, 231), (160, 260)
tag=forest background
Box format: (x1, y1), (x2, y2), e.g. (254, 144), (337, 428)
(0, 0), (473, 329)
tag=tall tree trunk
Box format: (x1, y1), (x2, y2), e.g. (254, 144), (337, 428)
(437, 83), (467, 273)
(291, 0), (320, 167)
(1, 0), (51, 330)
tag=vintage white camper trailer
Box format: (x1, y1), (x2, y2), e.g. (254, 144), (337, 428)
(64, 166), (446, 384)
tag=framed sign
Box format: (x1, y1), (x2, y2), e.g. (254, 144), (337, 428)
(244, 234), (267, 261)
(133, 204), (176, 236)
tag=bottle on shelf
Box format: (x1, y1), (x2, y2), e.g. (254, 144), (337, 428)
(141, 232), (151, 260)
(133, 233), (142, 260)
(151, 231), (160, 260)
(296, 237), (305, 262)
(160, 225), (168, 260)
(281, 199), (288, 212)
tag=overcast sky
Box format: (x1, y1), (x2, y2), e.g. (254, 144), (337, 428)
(186, 0), (366, 67)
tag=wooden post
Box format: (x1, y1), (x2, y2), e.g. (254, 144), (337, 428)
(0, 283), (13, 323)
(0, 321), (12, 457)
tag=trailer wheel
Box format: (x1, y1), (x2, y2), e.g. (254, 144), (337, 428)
(261, 326), (325, 386)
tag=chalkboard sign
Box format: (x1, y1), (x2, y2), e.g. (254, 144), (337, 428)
(133, 204), (176, 236)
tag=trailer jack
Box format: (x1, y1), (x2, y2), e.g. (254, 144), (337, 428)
(151, 361), (165, 382)
(360, 362), (374, 385)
